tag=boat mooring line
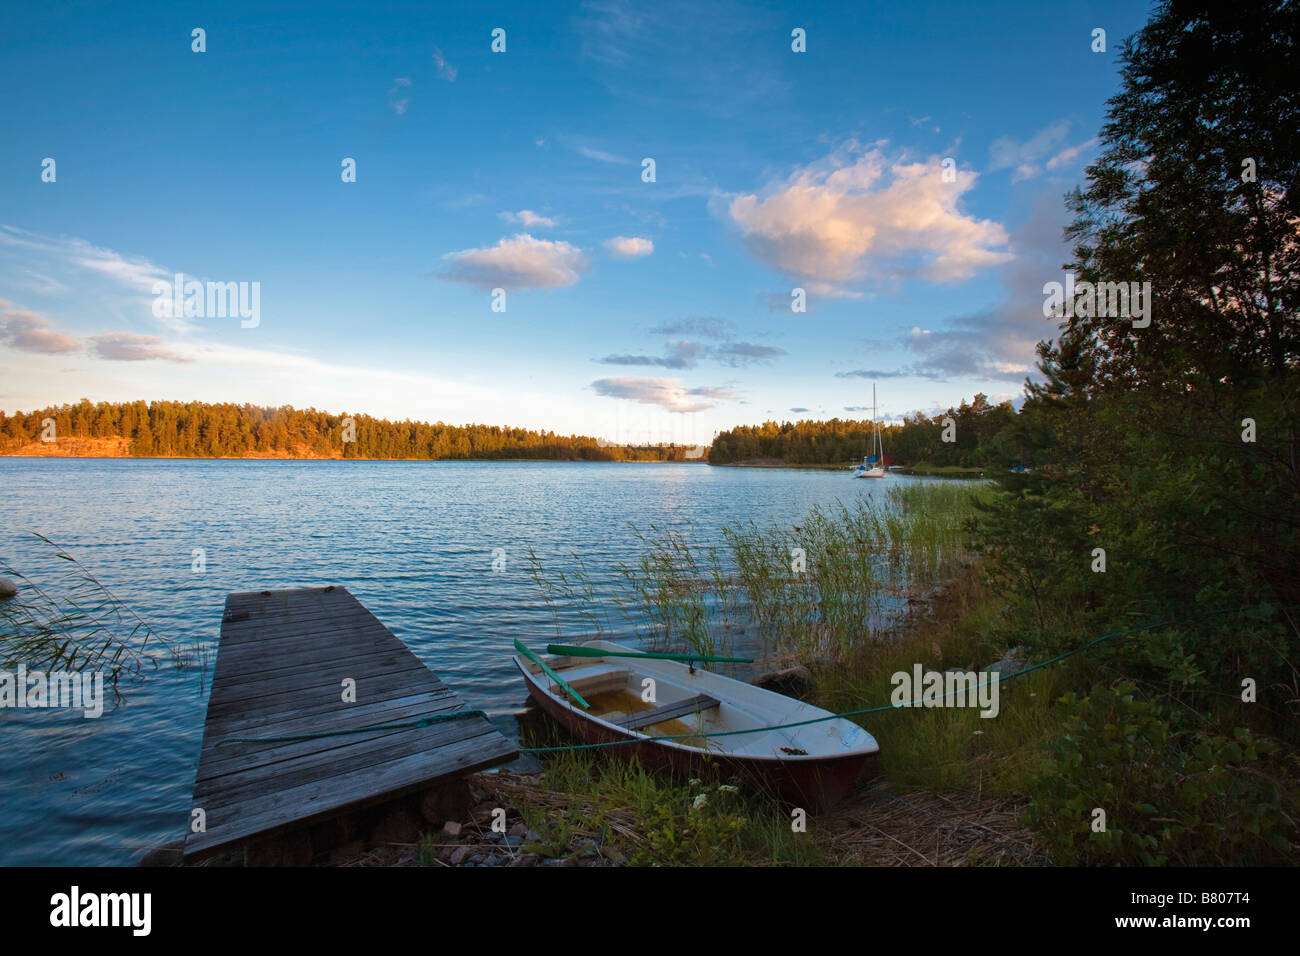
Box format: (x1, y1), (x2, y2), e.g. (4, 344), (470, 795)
(516, 604), (1278, 754)
(209, 604), (1280, 752)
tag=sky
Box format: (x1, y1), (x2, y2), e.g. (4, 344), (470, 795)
(0, 0), (1154, 444)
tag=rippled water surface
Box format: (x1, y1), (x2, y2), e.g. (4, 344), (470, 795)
(0, 458), (914, 865)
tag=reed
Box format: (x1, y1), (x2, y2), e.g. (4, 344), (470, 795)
(525, 482), (989, 665)
(0, 532), (185, 699)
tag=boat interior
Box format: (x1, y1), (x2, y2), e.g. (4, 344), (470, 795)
(525, 656), (822, 756)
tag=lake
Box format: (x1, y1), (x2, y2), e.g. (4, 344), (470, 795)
(0, 457), (914, 865)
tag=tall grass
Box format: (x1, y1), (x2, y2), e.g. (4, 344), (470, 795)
(1, 532), (186, 699)
(527, 482), (988, 664)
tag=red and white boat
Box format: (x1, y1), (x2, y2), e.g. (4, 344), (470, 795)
(513, 639), (879, 811)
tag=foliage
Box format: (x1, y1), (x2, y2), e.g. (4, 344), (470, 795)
(528, 483), (985, 662)
(707, 393), (1022, 468)
(1027, 683), (1296, 865)
(0, 533), (185, 697)
(517, 746), (821, 866)
(0, 399), (704, 462)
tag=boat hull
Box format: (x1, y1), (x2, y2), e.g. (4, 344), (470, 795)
(520, 665), (875, 811)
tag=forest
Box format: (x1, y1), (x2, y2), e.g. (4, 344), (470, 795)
(707, 393), (1021, 468)
(0, 400), (703, 462)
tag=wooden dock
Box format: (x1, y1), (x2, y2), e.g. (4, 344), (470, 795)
(184, 586), (517, 859)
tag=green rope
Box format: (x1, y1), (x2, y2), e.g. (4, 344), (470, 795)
(214, 708), (487, 746)
(516, 606), (1268, 754)
(207, 604), (1279, 754)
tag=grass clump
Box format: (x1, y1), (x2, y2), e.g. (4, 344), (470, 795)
(507, 742), (823, 866)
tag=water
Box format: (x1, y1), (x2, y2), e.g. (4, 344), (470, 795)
(0, 458), (911, 865)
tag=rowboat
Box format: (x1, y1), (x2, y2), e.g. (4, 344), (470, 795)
(512, 639), (880, 810)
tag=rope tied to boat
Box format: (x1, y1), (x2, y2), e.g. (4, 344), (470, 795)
(516, 604), (1280, 753)
(210, 604), (1282, 752)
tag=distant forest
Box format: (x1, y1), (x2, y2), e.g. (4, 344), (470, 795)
(708, 393), (1024, 468)
(0, 400), (703, 462)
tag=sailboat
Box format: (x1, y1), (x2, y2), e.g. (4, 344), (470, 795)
(852, 383), (888, 479)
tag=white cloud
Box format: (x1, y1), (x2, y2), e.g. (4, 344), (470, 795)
(722, 143), (1012, 294)
(897, 190), (1073, 385)
(577, 145), (627, 164)
(605, 236), (654, 258)
(591, 377), (733, 412)
(988, 119), (1071, 172)
(388, 78), (411, 115)
(0, 306), (80, 354)
(500, 210), (557, 228)
(437, 234), (589, 290)
(432, 49), (457, 82)
(0, 226), (169, 293)
(1046, 138), (1100, 170)
(88, 332), (189, 363)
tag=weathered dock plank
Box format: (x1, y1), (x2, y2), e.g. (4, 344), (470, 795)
(184, 586), (517, 858)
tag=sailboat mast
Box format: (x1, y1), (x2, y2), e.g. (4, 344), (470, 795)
(873, 383), (878, 459)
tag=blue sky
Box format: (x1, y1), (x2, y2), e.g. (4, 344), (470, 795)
(0, 0), (1152, 443)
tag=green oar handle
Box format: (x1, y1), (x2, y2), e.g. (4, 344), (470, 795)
(546, 644), (753, 665)
(515, 639), (590, 709)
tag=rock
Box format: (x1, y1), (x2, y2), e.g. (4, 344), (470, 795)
(0, 577), (17, 600)
(449, 846), (473, 866)
(139, 840), (184, 867)
(515, 853), (540, 867)
(481, 854), (505, 867)
(369, 808), (421, 846)
(525, 829), (541, 843)
(327, 840), (366, 866)
(751, 665), (813, 698)
(508, 821), (528, 838)
(419, 779), (473, 825)
(986, 647), (1029, 678)
(308, 813), (362, 854)
(245, 831), (313, 867)
(502, 834), (524, 848)
(469, 852), (485, 865)
(440, 820), (463, 839)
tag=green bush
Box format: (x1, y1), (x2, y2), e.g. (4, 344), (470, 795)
(1027, 683), (1296, 865)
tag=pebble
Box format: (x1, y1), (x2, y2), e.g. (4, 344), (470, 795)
(0, 577), (17, 600)
(449, 846), (472, 866)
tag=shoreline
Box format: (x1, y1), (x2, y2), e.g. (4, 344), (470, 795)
(0, 452), (708, 464)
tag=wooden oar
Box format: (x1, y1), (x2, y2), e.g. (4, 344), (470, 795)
(514, 639), (590, 709)
(546, 644), (753, 665)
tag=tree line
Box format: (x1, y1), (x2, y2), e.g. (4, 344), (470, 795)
(0, 400), (704, 462)
(968, 2), (1298, 864)
(707, 393), (1022, 468)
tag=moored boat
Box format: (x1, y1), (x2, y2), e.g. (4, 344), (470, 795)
(852, 382), (888, 478)
(513, 639), (879, 810)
